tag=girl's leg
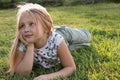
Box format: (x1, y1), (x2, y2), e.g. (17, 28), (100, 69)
(54, 26), (91, 50)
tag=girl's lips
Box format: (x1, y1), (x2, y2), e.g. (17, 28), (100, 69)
(24, 35), (33, 38)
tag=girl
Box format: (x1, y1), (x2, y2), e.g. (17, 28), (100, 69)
(8, 3), (91, 80)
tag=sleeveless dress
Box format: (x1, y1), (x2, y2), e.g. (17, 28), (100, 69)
(18, 32), (63, 68)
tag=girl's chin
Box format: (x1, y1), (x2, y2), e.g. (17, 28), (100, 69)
(26, 39), (34, 43)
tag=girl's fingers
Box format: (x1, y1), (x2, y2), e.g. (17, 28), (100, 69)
(19, 32), (28, 46)
(33, 75), (49, 80)
(33, 77), (39, 80)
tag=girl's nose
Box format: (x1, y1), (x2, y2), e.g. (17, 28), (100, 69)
(24, 26), (30, 32)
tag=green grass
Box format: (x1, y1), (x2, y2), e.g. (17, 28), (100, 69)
(0, 3), (120, 80)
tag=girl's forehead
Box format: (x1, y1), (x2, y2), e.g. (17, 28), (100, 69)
(20, 12), (32, 19)
(20, 12), (36, 23)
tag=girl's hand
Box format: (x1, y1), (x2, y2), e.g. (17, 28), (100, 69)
(33, 75), (50, 80)
(19, 31), (29, 46)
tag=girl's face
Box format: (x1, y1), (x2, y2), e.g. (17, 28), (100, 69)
(19, 12), (46, 43)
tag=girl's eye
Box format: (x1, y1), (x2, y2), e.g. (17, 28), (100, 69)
(19, 24), (25, 29)
(29, 22), (34, 26)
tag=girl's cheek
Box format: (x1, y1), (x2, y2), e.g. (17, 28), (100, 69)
(19, 30), (24, 37)
(19, 28), (22, 32)
(19, 30), (22, 35)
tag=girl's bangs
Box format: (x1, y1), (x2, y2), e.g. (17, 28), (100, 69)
(18, 11), (37, 29)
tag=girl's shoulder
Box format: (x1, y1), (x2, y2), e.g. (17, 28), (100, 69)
(48, 31), (64, 47)
(50, 31), (63, 39)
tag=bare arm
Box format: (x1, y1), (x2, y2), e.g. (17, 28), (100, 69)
(14, 44), (34, 75)
(34, 40), (76, 80)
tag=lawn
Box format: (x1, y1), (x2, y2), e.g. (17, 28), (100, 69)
(0, 3), (120, 80)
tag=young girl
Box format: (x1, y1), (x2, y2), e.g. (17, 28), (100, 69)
(8, 3), (91, 80)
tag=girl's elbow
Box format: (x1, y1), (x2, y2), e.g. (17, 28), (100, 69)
(72, 65), (76, 72)
(68, 65), (76, 73)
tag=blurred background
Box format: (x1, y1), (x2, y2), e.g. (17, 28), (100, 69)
(0, 0), (120, 9)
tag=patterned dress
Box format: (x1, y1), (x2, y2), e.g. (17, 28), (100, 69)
(18, 32), (63, 68)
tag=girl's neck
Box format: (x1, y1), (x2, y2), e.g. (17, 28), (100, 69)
(34, 34), (49, 49)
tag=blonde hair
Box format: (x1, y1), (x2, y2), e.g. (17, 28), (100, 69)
(8, 3), (54, 74)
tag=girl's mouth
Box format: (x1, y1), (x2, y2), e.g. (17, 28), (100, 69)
(24, 34), (33, 38)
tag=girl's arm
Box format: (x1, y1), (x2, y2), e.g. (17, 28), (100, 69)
(34, 40), (76, 80)
(14, 44), (34, 75)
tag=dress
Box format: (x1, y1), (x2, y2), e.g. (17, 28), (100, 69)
(18, 32), (63, 68)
